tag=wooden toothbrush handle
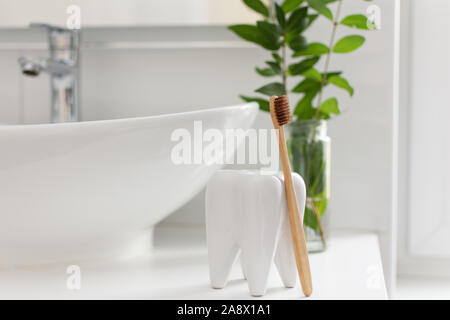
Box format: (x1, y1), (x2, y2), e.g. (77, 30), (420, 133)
(278, 126), (313, 297)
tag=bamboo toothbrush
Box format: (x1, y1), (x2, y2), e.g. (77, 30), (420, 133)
(270, 95), (313, 297)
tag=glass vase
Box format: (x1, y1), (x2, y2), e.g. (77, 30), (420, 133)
(287, 120), (330, 252)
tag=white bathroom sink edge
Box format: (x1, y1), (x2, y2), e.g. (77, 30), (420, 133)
(0, 103), (258, 266)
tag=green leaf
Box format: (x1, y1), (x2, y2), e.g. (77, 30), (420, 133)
(340, 14), (370, 30)
(254, 60), (282, 77)
(306, 14), (319, 29)
(256, 21), (282, 49)
(314, 198), (328, 217)
(282, 0), (304, 13)
(304, 207), (319, 231)
(266, 61), (282, 74)
(302, 68), (322, 81)
(309, 157), (327, 196)
(292, 78), (321, 93)
(275, 3), (286, 29)
(294, 91), (318, 119)
(301, 69), (341, 83)
(288, 136), (329, 202)
(256, 20), (282, 38)
(272, 53), (282, 64)
(328, 76), (354, 96)
(320, 97), (340, 115)
(229, 24), (280, 50)
(333, 35), (365, 53)
(324, 71), (342, 79)
(306, 0), (333, 20)
(240, 95), (270, 112)
(288, 57), (320, 75)
(255, 67), (277, 77)
(286, 6), (308, 33)
(289, 35), (308, 51)
(243, 0), (270, 17)
(293, 42), (329, 56)
(255, 82), (286, 96)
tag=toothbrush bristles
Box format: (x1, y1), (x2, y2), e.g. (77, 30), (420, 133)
(274, 96), (291, 126)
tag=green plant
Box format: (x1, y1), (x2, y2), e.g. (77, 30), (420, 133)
(229, 0), (375, 249)
(229, 0), (374, 119)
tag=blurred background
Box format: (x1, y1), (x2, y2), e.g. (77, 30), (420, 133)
(0, 0), (448, 299)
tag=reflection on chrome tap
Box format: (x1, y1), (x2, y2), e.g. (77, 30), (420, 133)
(18, 23), (80, 123)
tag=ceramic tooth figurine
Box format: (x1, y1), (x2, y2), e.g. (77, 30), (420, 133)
(205, 170), (306, 296)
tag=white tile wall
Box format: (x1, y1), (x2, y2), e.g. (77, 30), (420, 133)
(80, 47), (268, 121)
(0, 50), (21, 123)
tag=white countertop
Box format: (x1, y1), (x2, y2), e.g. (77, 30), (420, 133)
(0, 226), (387, 299)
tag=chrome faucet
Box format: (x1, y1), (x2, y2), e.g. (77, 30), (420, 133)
(18, 23), (80, 123)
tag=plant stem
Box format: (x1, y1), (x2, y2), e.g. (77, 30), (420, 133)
(270, 0), (276, 20)
(315, 0), (343, 119)
(306, 1), (344, 245)
(303, 134), (327, 249)
(304, 1), (344, 249)
(308, 198), (327, 248)
(269, 0), (288, 95)
(281, 43), (288, 94)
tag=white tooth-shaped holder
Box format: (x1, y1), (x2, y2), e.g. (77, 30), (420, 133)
(205, 170), (306, 297)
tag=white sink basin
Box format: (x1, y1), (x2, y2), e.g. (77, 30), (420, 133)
(0, 103), (258, 266)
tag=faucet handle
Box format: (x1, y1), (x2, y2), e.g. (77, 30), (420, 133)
(29, 23), (79, 51)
